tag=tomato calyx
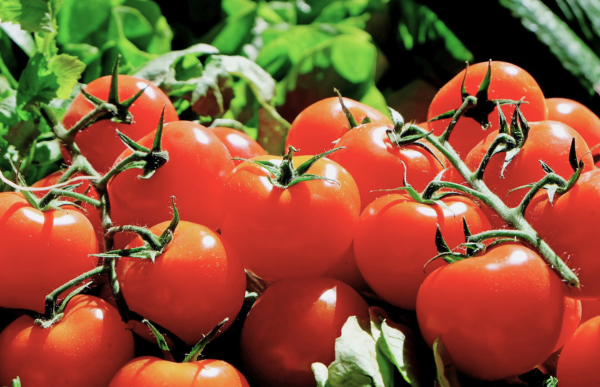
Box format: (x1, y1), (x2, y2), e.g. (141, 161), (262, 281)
(334, 88), (359, 129)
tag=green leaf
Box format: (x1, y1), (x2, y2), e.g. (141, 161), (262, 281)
(359, 83), (389, 117)
(499, 0), (600, 95)
(108, 6), (155, 68)
(47, 54), (85, 99)
(56, 0), (115, 44)
(202, 0), (257, 56)
(0, 0), (53, 32)
(433, 337), (461, 387)
(313, 363), (331, 387)
(0, 21), (36, 56)
(544, 376), (558, 387)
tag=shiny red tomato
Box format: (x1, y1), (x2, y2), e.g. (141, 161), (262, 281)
(428, 61), (547, 158)
(220, 155), (360, 281)
(0, 192), (98, 313)
(285, 97), (392, 156)
(62, 75), (178, 173)
(108, 121), (234, 248)
(0, 295), (134, 387)
(417, 244), (564, 381)
(210, 127), (266, 165)
(557, 316), (600, 386)
(581, 299), (600, 325)
(526, 169), (600, 299)
(355, 193), (491, 310)
(546, 98), (600, 159)
(108, 357), (249, 387)
(553, 297), (582, 353)
(116, 220), (246, 345)
(240, 278), (369, 387)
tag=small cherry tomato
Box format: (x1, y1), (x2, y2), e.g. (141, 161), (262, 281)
(557, 316), (600, 386)
(209, 127), (267, 165)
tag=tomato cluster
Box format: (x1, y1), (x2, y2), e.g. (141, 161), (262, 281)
(3, 60), (600, 386)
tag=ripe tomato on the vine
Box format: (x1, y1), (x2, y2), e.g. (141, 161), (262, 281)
(62, 75), (179, 173)
(557, 316), (600, 386)
(210, 127), (266, 165)
(553, 297), (582, 353)
(0, 295), (134, 387)
(428, 61), (547, 158)
(546, 98), (600, 158)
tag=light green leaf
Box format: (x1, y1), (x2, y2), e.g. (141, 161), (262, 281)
(56, 0), (114, 44)
(108, 6), (155, 68)
(313, 362), (331, 387)
(433, 337), (461, 387)
(203, 0), (257, 56)
(0, 0), (52, 32)
(359, 83), (389, 117)
(47, 53), (85, 99)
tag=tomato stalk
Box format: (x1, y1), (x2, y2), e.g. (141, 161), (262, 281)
(182, 318), (228, 363)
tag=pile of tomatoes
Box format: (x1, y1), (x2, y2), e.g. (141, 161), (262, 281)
(1, 60), (600, 387)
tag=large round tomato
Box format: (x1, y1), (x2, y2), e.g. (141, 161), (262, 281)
(552, 297), (582, 353)
(417, 244), (564, 381)
(210, 127), (266, 165)
(0, 295), (134, 387)
(62, 75), (179, 173)
(240, 278), (369, 387)
(557, 316), (600, 386)
(581, 299), (600, 325)
(220, 155), (361, 281)
(0, 192), (98, 313)
(285, 97), (391, 156)
(108, 121), (234, 248)
(108, 357), (249, 387)
(116, 221), (246, 345)
(354, 193), (491, 310)
(546, 98), (600, 159)
(428, 61), (547, 158)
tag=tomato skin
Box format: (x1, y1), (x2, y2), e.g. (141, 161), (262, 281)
(210, 127), (267, 165)
(116, 221), (246, 345)
(0, 295), (134, 387)
(428, 61), (548, 158)
(553, 297), (582, 353)
(557, 316), (600, 386)
(108, 357), (249, 387)
(546, 98), (600, 156)
(329, 123), (447, 210)
(581, 299), (600, 325)
(62, 75), (178, 173)
(108, 121), (234, 248)
(526, 169), (600, 299)
(0, 192), (98, 313)
(417, 244), (564, 381)
(355, 193), (491, 310)
(240, 278), (369, 387)
(220, 155), (361, 281)
(285, 97), (392, 156)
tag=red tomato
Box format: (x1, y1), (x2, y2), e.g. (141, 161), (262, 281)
(108, 357), (249, 387)
(546, 98), (600, 159)
(108, 121), (234, 248)
(355, 193), (491, 310)
(62, 75), (179, 173)
(0, 192), (98, 313)
(553, 297), (582, 353)
(285, 97), (392, 156)
(321, 242), (367, 291)
(116, 221), (246, 345)
(240, 278), (369, 387)
(210, 127), (266, 165)
(557, 316), (600, 386)
(417, 244), (564, 381)
(32, 170), (104, 250)
(428, 61), (547, 158)
(526, 169), (600, 299)
(220, 155), (361, 281)
(581, 299), (600, 325)
(0, 295), (134, 387)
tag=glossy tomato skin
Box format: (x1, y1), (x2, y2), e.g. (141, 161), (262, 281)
(0, 192), (98, 313)
(240, 278), (369, 387)
(62, 75), (178, 173)
(285, 97), (392, 156)
(108, 357), (249, 387)
(355, 193), (491, 310)
(553, 297), (582, 353)
(526, 169), (600, 299)
(557, 316), (600, 386)
(417, 244), (565, 381)
(329, 123), (448, 210)
(428, 61), (547, 158)
(116, 221), (246, 345)
(0, 295), (134, 387)
(210, 127), (266, 165)
(108, 121), (234, 248)
(546, 98), (600, 159)
(581, 299), (600, 325)
(220, 155), (361, 281)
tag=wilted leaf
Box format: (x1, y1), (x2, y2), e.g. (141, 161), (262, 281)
(433, 337), (461, 387)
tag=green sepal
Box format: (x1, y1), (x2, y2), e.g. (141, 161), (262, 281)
(280, 174), (338, 188)
(334, 88), (358, 129)
(568, 138), (579, 172)
(12, 376), (21, 387)
(462, 216), (472, 240)
(428, 110), (456, 122)
(461, 241), (485, 257)
(361, 116), (372, 125)
(460, 62), (469, 100)
(183, 318), (229, 363)
(539, 161), (555, 175)
(142, 319), (171, 351)
(116, 130), (151, 153)
(388, 107), (404, 132)
(500, 148), (520, 178)
(34, 313), (64, 329)
(296, 147), (343, 175)
(497, 101), (509, 135)
(475, 60), (492, 103)
(510, 103), (527, 148)
(56, 282), (91, 315)
(435, 224), (451, 254)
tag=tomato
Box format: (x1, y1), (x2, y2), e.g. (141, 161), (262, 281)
(108, 121), (234, 248)
(32, 170), (104, 251)
(285, 97), (392, 156)
(355, 193), (491, 310)
(210, 127), (267, 165)
(0, 295), (134, 387)
(546, 98), (600, 160)
(581, 299), (600, 325)
(62, 75), (178, 173)
(108, 357), (249, 387)
(220, 155), (361, 281)
(321, 243), (367, 291)
(417, 244), (564, 381)
(428, 61), (547, 158)
(240, 278), (369, 387)
(329, 122), (449, 210)
(526, 169), (600, 299)
(553, 297), (582, 353)
(0, 192), (98, 313)
(116, 220), (246, 345)
(557, 316), (600, 386)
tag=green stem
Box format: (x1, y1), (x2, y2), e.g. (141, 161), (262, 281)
(95, 152), (146, 190)
(468, 229), (535, 245)
(183, 318), (228, 363)
(0, 51), (18, 89)
(472, 133), (516, 180)
(64, 103), (117, 143)
(38, 189), (103, 208)
(438, 95), (477, 144)
(516, 174), (568, 216)
(105, 225), (162, 250)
